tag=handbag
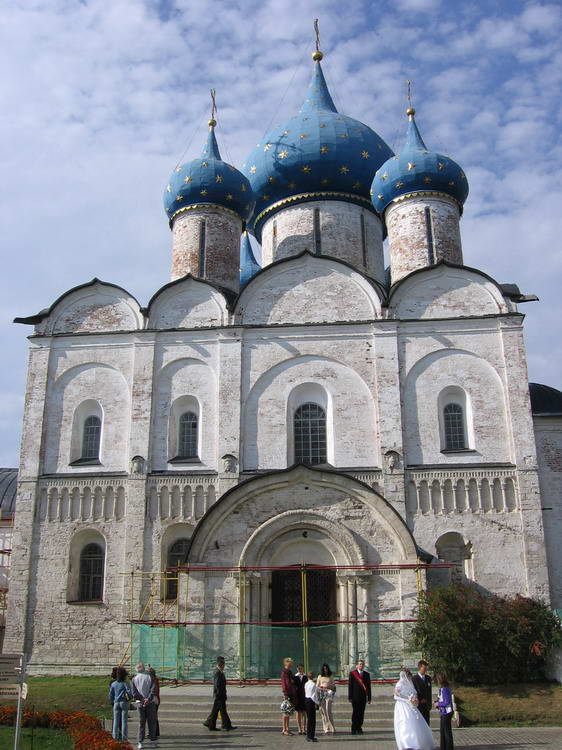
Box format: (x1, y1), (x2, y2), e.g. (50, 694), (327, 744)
(451, 692), (460, 727)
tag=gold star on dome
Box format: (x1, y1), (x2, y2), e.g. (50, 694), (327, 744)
(340, 133), (349, 139)
(302, 165), (312, 173)
(250, 166), (257, 174)
(361, 151), (370, 159)
(200, 189), (208, 196)
(423, 176), (432, 184)
(407, 162), (416, 171)
(241, 184), (247, 191)
(268, 176), (276, 183)
(448, 181), (455, 186)
(184, 176), (192, 184)
(166, 184), (171, 192)
(335, 117), (342, 121)
(395, 181), (404, 188)
(421, 151), (429, 155)
(437, 162), (445, 171)
(283, 130), (289, 135)
(299, 134), (308, 139)
(319, 123), (326, 129)
(377, 144), (382, 149)
(262, 193), (270, 200)
(460, 171), (466, 179)
(226, 193), (233, 200)
(264, 143), (272, 151)
(175, 166), (182, 173)
(302, 117), (309, 121)
(201, 161), (208, 167)
(381, 173), (388, 181)
(279, 150), (289, 159)
(175, 194), (182, 201)
(352, 181), (362, 189)
(320, 145), (329, 154)
(377, 194), (384, 200)
(320, 179), (330, 185)
(340, 165), (350, 174)
(215, 175), (223, 183)
(288, 182), (296, 189)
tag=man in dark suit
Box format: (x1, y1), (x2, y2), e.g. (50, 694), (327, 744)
(203, 656), (236, 731)
(348, 658), (371, 735)
(412, 659), (432, 725)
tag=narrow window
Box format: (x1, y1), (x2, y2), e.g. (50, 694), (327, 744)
(178, 412), (198, 458)
(81, 416), (101, 460)
(79, 543), (104, 601)
(443, 403), (466, 450)
(272, 220), (278, 255)
(424, 206), (435, 265)
(294, 403), (327, 465)
(360, 212), (367, 268)
(198, 219), (206, 276)
(313, 208), (322, 255)
(166, 538), (190, 599)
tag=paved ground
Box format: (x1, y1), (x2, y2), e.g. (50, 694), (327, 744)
(128, 726), (562, 749)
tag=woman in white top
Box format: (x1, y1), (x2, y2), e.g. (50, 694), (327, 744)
(316, 663), (336, 734)
(393, 668), (435, 750)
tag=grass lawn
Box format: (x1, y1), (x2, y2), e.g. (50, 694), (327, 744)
(0, 726), (72, 748)
(455, 682), (562, 727)
(21, 676), (112, 718)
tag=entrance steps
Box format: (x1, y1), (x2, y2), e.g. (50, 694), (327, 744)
(127, 685), (440, 731)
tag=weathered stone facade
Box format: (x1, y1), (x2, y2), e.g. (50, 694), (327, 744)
(3, 200), (560, 676)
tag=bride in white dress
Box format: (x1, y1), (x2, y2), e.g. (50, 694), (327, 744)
(393, 669), (436, 750)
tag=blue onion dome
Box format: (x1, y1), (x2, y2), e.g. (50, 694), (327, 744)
(243, 51), (394, 240)
(371, 107), (469, 216)
(240, 230), (261, 287)
(164, 119), (255, 225)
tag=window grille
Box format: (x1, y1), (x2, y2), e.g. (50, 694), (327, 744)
(79, 543), (104, 601)
(166, 538), (190, 599)
(443, 403), (466, 450)
(178, 412), (198, 458)
(294, 402), (327, 465)
(82, 416), (101, 460)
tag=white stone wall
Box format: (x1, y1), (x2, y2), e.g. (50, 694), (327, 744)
(534, 416), (562, 609)
(260, 201), (385, 284)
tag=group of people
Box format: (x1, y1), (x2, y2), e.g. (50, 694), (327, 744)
(108, 662), (161, 748)
(109, 656), (454, 749)
(279, 657), (372, 742)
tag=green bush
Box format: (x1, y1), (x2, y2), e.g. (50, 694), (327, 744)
(410, 584), (561, 684)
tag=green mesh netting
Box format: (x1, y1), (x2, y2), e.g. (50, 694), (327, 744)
(131, 622), (416, 681)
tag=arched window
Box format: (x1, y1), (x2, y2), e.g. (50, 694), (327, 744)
(443, 403), (466, 450)
(294, 403), (327, 465)
(166, 538), (190, 599)
(79, 542), (104, 601)
(178, 412), (198, 458)
(81, 415), (101, 460)
(436, 532), (473, 582)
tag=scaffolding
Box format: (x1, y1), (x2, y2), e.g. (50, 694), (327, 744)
(123, 562), (452, 682)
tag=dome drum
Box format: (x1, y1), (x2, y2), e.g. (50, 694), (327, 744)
(260, 200), (384, 283)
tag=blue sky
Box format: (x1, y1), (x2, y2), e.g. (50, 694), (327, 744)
(1, 0), (561, 465)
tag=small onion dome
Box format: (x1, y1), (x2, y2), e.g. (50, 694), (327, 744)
(371, 108), (469, 216)
(243, 57), (393, 241)
(240, 231), (261, 287)
(164, 124), (255, 225)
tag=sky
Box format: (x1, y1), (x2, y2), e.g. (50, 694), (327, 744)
(1, 0), (561, 466)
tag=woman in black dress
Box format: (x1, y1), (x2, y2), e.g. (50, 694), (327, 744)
(293, 663), (308, 735)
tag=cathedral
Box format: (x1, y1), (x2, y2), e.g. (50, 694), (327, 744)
(3, 42), (562, 678)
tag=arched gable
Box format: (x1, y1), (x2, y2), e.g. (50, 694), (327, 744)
(234, 252), (383, 325)
(388, 262), (510, 319)
(21, 279), (144, 334)
(187, 465), (418, 565)
(147, 275), (230, 329)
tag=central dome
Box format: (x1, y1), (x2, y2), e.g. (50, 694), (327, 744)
(244, 58), (393, 240)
